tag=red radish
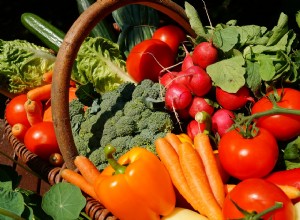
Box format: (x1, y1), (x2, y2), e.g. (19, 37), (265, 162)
(186, 119), (206, 140)
(159, 71), (178, 88)
(216, 86), (254, 110)
(188, 96), (214, 119)
(192, 41), (218, 69)
(212, 109), (235, 137)
(183, 66), (212, 97)
(165, 83), (193, 111)
(181, 44), (194, 71)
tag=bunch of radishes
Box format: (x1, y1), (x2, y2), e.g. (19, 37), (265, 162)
(160, 41), (254, 140)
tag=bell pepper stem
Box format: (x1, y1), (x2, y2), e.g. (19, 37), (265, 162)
(104, 145), (126, 174)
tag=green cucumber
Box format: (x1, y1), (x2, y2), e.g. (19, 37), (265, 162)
(21, 13), (65, 53)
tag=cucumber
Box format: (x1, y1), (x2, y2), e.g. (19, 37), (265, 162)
(21, 13), (65, 53)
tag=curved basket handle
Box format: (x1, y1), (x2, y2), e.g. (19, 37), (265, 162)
(52, 0), (195, 170)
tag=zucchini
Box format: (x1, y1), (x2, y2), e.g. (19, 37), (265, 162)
(21, 13), (65, 53)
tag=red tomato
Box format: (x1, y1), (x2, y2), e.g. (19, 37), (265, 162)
(251, 88), (300, 141)
(5, 94), (31, 127)
(152, 25), (186, 55)
(218, 127), (279, 180)
(24, 121), (60, 161)
(126, 39), (175, 82)
(223, 178), (295, 220)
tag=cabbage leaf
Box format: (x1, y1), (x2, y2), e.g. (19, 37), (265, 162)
(0, 39), (56, 94)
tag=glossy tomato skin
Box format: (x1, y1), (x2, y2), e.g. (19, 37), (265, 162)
(152, 25), (186, 55)
(24, 121), (60, 161)
(223, 178), (295, 220)
(5, 94), (31, 127)
(252, 88), (300, 141)
(126, 39), (175, 82)
(218, 127), (279, 180)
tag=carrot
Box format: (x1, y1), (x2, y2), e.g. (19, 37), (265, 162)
(178, 141), (223, 220)
(155, 137), (199, 211)
(225, 184), (300, 200)
(74, 155), (101, 186)
(164, 132), (183, 153)
(24, 100), (43, 126)
(61, 168), (98, 200)
(11, 123), (28, 142)
(42, 70), (53, 83)
(27, 83), (52, 101)
(194, 132), (225, 208)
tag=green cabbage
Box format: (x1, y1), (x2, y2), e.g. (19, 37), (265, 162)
(72, 37), (135, 94)
(0, 39), (56, 94)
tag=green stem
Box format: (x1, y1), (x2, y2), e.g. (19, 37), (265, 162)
(0, 207), (25, 220)
(104, 145), (126, 175)
(254, 202), (283, 219)
(237, 104), (300, 128)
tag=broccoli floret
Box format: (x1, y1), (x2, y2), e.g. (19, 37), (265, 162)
(88, 148), (107, 171)
(132, 79), (165, 101)
(70, 80), (177, 169)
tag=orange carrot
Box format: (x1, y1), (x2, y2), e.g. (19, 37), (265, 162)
(11, 123), (28, 142)
(178, 141), (223, 220)
(61, 168), (98, 200)
(194, 132), (225, 208)
(24, 100), (43, 126)
(27, 84), (52, 101)
(155, 137), (199, 211)
(74, 155), (101, 186)
(164, 132), (183, 153)
(42, 70), (53, 83)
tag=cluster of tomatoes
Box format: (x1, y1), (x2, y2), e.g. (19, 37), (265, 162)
(5, 85), (77, 166)
(126, 25), (300, 219)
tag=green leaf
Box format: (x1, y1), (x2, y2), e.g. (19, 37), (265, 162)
(0, 188), (24, 220)
(296, 10), (300, 29)
(184, 1), (208, 37)
(42, 182), (86, 220)
(245, 60), (262, 94)
(76, 82), (101, 106)
(73, 37), (133, 94)
(256, 54), (276, 81)
(213, 26), (239, 52)
(112, 4), (159, 56)
(267, 12), (289, 46)
(0, 39), (56, 94)
(206, 55), (246, 93)
(284, 136), (300, 169)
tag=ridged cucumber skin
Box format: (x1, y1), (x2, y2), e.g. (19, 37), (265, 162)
(21, 13), (65, 53)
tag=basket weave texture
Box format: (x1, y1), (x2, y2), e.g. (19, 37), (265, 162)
(5, 0), (195, 219)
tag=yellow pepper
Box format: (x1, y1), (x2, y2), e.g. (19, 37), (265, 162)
(94, 145), (176, 220)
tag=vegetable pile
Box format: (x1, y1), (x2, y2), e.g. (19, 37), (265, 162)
(3, 0), (300, 220)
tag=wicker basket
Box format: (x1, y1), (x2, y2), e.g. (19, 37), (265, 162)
(5, 0), (195, 219)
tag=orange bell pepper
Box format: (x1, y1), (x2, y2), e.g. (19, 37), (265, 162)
(94, 145), (176, 220)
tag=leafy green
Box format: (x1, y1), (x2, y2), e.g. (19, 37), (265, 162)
(0, 39), (55, 94)
(284, 136), (300, 169)
(42, 183), (86, 220)
(296, 10), (300, 28)
(189, 10), (300, 95)
(206, 55), (246, 93)
(0, 188), (24, 220)
(72, 36), (135, 94)
(112, 4), (159, 56)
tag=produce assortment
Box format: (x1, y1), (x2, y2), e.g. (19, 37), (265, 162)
(2, 0), (300, 220)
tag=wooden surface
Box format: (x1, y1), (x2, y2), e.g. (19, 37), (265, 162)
(0, 119), (51, 195)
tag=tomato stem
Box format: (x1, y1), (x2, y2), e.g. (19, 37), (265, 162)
(253, 202), (283, 219)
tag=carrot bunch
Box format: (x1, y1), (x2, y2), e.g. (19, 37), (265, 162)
(155, 132), (225, 220)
